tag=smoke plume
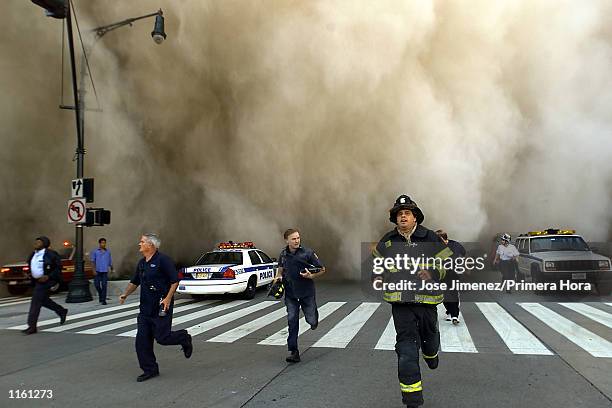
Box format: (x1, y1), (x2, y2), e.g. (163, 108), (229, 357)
(2, 0), (611, 278)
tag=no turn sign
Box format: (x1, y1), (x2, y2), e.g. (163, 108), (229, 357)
(67, 199), (86, 223)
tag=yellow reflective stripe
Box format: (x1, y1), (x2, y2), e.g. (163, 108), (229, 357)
(422, 352), (438, 359)
(436, 266), (447, 281)
(388, 267), (398, 273)
(385, 240), (392, 248)
(383, 292), (401, 302)
(435, 247), (453, 260)
(414, 294), (443, 304)
(400, 381), (423, 393)
(372, 248), (383, 258)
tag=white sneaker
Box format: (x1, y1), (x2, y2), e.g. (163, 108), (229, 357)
(445, 313), (451, 321)
(452, 317), (460, 325)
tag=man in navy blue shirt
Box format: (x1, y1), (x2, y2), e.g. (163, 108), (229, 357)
(273, 228), (326, 363)
(119, 233), (193, 382)
(91, 237), (113, 305)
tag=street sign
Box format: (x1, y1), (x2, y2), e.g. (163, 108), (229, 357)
(67, 199), (86, 223)
(70, 178), (94, 202)
(71, 178), (84, 198)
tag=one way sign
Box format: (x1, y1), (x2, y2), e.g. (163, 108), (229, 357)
(71, 178), (94, 202)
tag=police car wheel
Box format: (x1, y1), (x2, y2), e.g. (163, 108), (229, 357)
(242, 276), (257, 300)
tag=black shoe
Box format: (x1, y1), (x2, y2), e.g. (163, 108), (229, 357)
(286, 350), (300, 363)
(101, 301), (107, 305)
(424, 355), (439, 370)
(182, 334), (193, 359)
(21, 327), (37, 335)
(59, 309), (68, 325)
(136, 371), (159, 382)
(310, 322), (318, 330)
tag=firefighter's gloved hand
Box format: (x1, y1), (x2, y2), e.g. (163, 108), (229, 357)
(416, 270), (432, 281)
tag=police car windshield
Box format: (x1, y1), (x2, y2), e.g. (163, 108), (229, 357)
(195, 251), (243, 265)
(530, 237), (590, 252)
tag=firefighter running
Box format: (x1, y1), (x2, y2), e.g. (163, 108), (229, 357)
(372, 195), (452, 408)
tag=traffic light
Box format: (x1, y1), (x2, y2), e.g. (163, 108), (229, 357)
(85, 208), (111, 226)
(31, 0), (68, 19)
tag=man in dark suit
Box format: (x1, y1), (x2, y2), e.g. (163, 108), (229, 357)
(23, 236), (68, 334)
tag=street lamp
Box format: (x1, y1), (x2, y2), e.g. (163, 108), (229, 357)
(67, 8), (167, 303)
(151, 14), (167, 44)
(31, 1), (167, 303)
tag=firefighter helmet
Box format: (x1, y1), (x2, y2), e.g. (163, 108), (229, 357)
(389, 195), (424, 225)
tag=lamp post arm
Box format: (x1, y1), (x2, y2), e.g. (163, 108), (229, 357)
(92, 9), (162, 39)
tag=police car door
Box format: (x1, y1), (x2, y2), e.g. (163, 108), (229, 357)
(255, 250), (276, 286)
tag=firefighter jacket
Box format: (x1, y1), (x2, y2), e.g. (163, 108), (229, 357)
(372, 225), (453, 304)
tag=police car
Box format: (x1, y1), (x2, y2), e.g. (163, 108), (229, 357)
(176, 242), (277, 299)
(515, 229), (611, 294)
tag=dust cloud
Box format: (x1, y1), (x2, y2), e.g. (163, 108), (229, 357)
(1, 0), (611, 278)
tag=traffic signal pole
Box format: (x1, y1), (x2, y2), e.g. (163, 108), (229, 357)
(65, 3), (92, 302)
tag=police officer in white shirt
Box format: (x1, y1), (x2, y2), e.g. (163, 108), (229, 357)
(493, 233), (519, 293)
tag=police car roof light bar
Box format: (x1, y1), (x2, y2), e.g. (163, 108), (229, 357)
(218, 241), (255, 249)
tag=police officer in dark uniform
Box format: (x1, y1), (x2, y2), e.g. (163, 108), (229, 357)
(372, 195), (452, 408)
(273, 228), (326, 363)
(119, 233), (193, 382)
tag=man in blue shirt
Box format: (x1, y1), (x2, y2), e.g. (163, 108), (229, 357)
(273, 228), (326, 363)
(91, 238), (113, 305)
(119, 233), (193, 382)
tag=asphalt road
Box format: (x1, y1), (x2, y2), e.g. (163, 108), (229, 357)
(0, 281), (610, 408)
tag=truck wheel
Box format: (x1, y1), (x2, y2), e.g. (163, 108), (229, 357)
(596, 280), (612, 296)
(7, 286), (28, 296)
(531, 265), (544, 295)
(242, 276), (257, 300)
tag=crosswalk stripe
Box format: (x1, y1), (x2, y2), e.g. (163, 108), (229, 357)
(9, 301), (141, 330)
(208, 307), (287, 343)
(437, 304), (477, 353)
(313, 302), (380, 348)
(0, 296), (22, 303)
(558, 303), (612, 329)
(375, 317), (396, 351)
(258, 301), (346, 346)
(76, 300), (213, 335)
(117, 300), (251, 337)
(0, 299), (31, 308)
(0, 295), (60, 308)
(475, 302), (552, 355)
(44, 299), (192, 333)
(519, 303), (612, 358)
(187, 301), (279, 337)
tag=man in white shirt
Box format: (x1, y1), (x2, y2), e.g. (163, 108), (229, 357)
(24, 236), (68, 334)
(493, 233), (519, 293)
